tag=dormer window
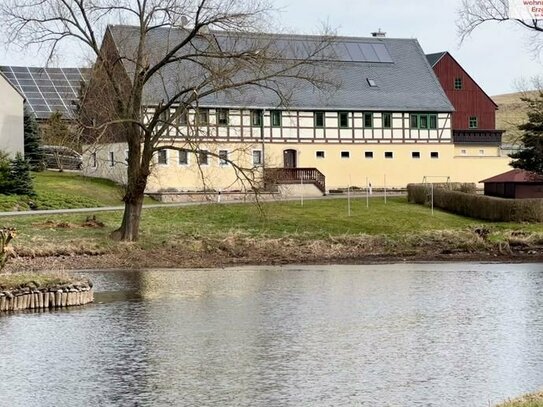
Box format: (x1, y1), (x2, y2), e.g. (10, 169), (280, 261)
(367, 78), (377, 87)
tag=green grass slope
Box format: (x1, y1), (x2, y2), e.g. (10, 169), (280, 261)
(0, 171), (153, 211)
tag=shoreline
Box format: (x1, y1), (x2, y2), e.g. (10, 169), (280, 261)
(5, 245), (543, 273)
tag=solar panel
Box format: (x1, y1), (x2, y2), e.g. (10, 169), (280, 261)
(330, 41), (393, 63)
(0, 66), (91, 120)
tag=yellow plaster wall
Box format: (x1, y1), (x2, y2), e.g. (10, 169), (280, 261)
(83, 141), (512, 192)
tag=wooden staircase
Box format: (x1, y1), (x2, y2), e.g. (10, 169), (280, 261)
(264, 168), (326, 194)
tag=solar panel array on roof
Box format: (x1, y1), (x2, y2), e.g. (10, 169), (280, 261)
(214, 34), (393, 63)
(0, 66), (90, 120)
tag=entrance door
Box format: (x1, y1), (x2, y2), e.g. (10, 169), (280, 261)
(283, 149), (297, 168)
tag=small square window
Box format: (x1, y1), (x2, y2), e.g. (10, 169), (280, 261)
(252, 150), (262, 166)
(479, 149), (485, 156)
(365, 151), (374, 159)
(196, 109), (209, 125)
(179, 149), (188, 165)
(430, 152), (439, 159)
(219, 150), (229, 165)
(198, 150), (209, 165)
(383, 113), (392, 129)
(314, 112), (325, 128)
(469, 116), (478, 129)
(341, 151), (350, 159)
(364, 112), (373, 128)
(109, 151), (115, 167)
(339, 112), (350, 128)
(271, 110), (282, 127)
(316, 151), (325, 159)
(460, 149), (467, 156)
(385, 151), (393, 159)
(157, 149), (168, 165)
(251, 110), (263, 126)
(217, 109), (229, 126)
(412, 151), (420, 159)
(454, 77), (463, 90)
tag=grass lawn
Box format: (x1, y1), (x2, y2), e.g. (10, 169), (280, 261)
(0, 171), (155, 211)
(1, 196), (542, 256)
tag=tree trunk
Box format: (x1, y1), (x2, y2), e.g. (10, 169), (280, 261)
(112, 194), (144, 241)
(111, 166), (148, 242)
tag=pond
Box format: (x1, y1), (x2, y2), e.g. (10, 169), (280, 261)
(1, 263), (542, 406)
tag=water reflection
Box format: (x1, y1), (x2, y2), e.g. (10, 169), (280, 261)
(1, 263), (542, 406)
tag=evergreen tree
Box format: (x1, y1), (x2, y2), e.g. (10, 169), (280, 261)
(510, 92), (543, 175)
(23, 105), (45, 171)
(9, 153), (34, 196)
(0, 151), (11, 194)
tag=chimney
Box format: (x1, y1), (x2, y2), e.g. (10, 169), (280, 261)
(371, 29), (386, 38)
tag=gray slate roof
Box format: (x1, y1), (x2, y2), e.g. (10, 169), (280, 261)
(108, 25), (453, 112)
(426, 52), (447, 68)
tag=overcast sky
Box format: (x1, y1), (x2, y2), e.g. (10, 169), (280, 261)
(1, 0), (541, 96)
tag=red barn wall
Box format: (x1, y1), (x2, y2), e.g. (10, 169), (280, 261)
(432, 53), (497, 130)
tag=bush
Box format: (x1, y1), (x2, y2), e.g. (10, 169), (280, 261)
(408, 183), (543, 222)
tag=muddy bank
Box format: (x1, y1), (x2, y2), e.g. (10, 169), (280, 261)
(4, 231), (543, 272)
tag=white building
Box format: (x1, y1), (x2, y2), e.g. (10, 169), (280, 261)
(0, 71), (24, 158)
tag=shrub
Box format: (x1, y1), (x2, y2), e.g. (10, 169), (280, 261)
(408, 183), (543, 222)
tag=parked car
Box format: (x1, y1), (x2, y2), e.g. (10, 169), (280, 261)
(42, 145), (83, 171)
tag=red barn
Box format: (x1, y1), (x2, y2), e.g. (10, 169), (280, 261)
(427, 52), (503, 145)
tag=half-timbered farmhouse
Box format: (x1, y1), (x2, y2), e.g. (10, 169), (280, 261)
(81, 27), (511, 194)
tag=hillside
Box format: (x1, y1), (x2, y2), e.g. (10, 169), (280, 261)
(0, 171), (155, 211)
(493, 91), (538, 144)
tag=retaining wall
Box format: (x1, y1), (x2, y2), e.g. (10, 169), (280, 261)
(0, 284), (94, 312)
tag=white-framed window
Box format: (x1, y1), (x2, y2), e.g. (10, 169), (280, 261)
(365, 151), (374, 159)
(157, 149), (168, 165)
(412, 151), (420, 159)
(109, 151), (115, 167)
(316, 151), (325, 159)
(252, 150), (262, 166)
(385, 151), (393, 159)
(219, 149), (229, 166)
(178, 149), (189, 165)
(430, 152), (439, 159)
(91, 152), (97, 168)
(479, 149), (485, 156)
(341, 151), (350, 159)
(461, 149), (467, 156)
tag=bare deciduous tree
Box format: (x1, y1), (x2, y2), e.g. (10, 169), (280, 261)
(1, 0), (335, 241)
(458, 0), (543, 40)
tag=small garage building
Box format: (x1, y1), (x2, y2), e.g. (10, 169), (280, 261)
(481, 169), (543, 199)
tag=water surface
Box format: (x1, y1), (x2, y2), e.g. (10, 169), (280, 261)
(1, 263), (542, 406)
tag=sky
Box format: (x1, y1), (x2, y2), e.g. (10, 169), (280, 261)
(0, 0), (541, 96)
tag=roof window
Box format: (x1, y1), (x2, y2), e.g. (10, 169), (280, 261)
(367, 78), (377, 87)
